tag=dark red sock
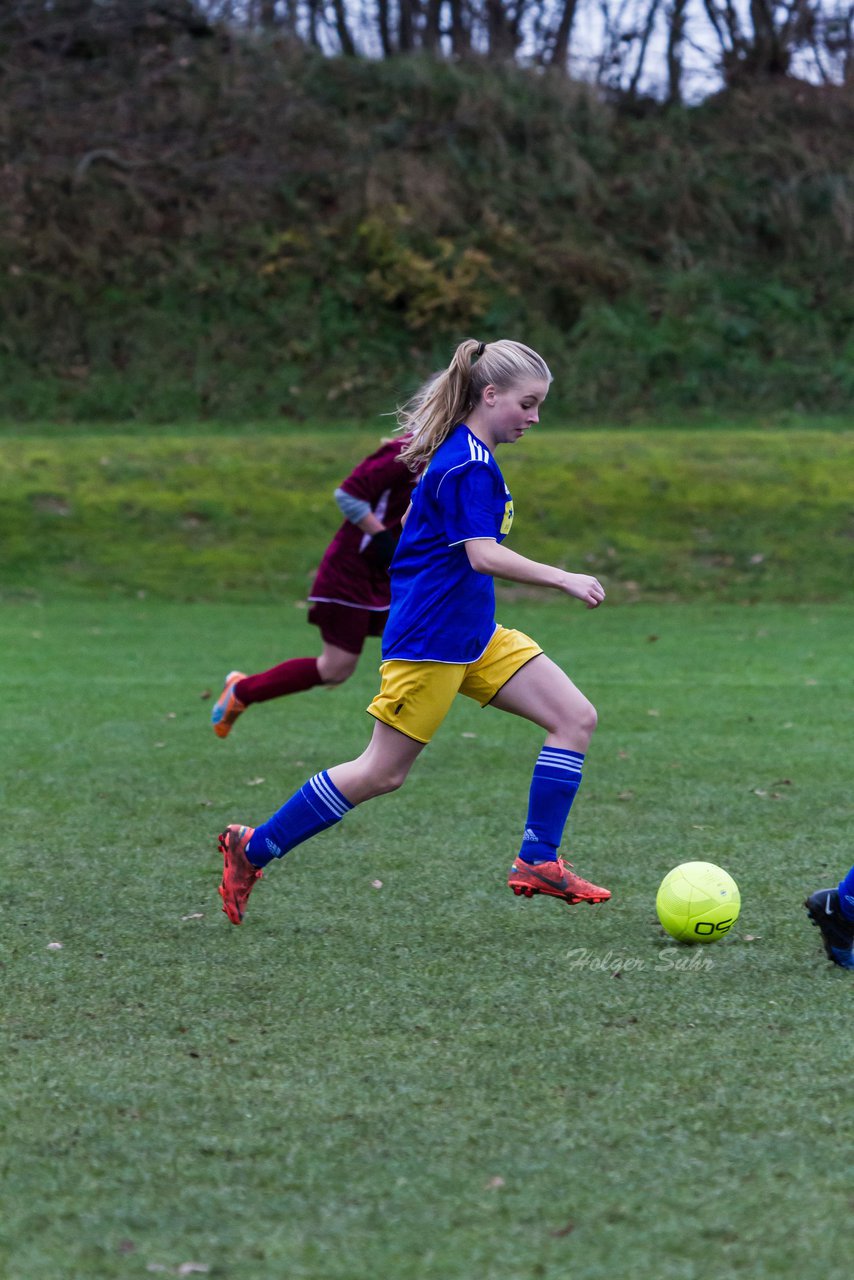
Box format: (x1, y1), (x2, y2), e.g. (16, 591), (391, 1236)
(235, 658), (322, 705)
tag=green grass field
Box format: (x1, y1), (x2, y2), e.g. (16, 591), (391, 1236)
(2, 427), (852, 603)
(2, 595), (852, 1279)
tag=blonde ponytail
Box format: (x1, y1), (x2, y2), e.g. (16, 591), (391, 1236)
(397, 338), (552, 472)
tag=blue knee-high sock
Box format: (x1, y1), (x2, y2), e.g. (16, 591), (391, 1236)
(838, 864), (854, 921)
(517, 747), (584, 865)
(245, 771), (353, 868)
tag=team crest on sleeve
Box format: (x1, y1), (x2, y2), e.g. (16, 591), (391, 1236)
(501, 485), (514, 535)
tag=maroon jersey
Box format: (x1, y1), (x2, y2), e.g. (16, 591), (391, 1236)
(308, 438), (416, 611)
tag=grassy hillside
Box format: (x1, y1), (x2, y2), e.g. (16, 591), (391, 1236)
(1, 26), (853, 424)
(2, 427), (852, 602)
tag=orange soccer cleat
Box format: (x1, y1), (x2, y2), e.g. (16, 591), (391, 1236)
(508, 856), (611, 905)
(218, 824), (263, 924)
(211, 670), (247, 739)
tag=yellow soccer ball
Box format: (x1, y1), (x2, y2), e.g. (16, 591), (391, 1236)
(656, 861), (740, 944)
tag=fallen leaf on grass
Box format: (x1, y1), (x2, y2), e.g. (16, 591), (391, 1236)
(551, 1220), (576, 1238)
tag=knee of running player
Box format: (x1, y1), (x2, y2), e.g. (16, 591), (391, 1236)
(317, 649), (359, 685)
(553, 691), (598, 749)
(336, 730), (422, 803)
(363, 756), (413, 797)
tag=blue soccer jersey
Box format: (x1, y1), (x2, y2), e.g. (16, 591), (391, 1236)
(381, 424), (515, 663)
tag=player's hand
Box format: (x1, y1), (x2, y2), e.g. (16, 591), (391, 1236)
(563, 572), (606, 608)
(365, 527), (398, 570)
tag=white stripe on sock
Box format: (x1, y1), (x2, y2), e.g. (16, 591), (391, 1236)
(536, 749), (583, 777)
(309, 773), (350, 819)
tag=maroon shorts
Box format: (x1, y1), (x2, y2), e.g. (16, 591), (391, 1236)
(307, 601), (388, 655)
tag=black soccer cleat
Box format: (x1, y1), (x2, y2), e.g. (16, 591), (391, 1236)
(804, 887), (854, 970)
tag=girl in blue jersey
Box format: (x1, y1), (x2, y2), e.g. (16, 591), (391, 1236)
(218, 338), (611, 924)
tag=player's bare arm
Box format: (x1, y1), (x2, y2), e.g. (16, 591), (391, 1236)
(464, 538), (605, 609)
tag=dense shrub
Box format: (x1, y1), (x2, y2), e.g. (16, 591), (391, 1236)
(1, 20), (852, 423)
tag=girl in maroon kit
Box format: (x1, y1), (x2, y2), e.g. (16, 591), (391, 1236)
(211, 436), (416, 738)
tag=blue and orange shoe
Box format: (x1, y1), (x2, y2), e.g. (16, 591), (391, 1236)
(804, 887), (854, 969)
(508, 856), (611, 905)
(211, 670), (247, 739)
(218, 824), (263, 924)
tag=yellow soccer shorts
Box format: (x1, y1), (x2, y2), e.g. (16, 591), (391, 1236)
(366, 624), (543, 744)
